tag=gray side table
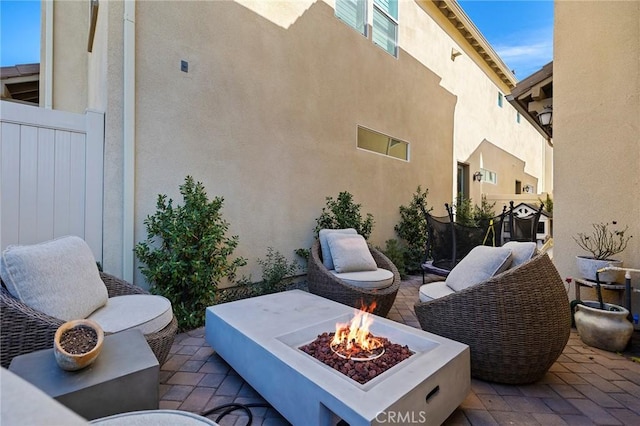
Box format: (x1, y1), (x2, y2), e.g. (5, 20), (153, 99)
(9, 329), (159, 420)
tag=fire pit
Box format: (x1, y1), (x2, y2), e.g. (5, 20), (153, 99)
(299, 304), (413, 384)
(205, 290), (470, 426)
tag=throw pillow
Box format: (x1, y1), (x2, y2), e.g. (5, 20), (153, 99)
(326, 233), (377, 273)
(318, 228), (357, 270)
(445, 245), (512, 292)
(502, 241), (537, 268)
(0, 236), (108, 321)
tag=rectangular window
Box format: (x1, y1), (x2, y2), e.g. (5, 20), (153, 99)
(517, 111), (521, 123)
(335, 0), (367, 36)
(357, 126), (408, 161)
(498, 92), (504, 108)
(480, 168), (497, 185)
(373, 0), (398, 57)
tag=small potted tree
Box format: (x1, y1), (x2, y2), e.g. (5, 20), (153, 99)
(574, 221), (632, 283)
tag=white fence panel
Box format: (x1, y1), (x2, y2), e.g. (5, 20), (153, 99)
(0, 100), (104, 262)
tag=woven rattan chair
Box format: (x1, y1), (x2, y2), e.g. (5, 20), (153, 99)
(307, 240), (401, 317)
(0, 272), (178, 368)
(414, 253), (570, 384)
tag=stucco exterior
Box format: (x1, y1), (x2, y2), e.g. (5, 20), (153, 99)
(44, 0), (550, 285)
(554, 1), (640, 307)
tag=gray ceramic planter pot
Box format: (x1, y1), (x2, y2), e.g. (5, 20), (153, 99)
(574, 301), (633, 352)
(575, 256), (623, 283)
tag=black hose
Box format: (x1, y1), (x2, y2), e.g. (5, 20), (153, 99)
(200, 402), (272, 426)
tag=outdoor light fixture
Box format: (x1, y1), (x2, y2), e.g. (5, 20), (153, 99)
(473, 171), (483, 182)
(537, 106), (553, 126)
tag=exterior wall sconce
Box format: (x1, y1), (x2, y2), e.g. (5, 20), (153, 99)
(537, 106), (552, 126)
(473, 171), (483, 182)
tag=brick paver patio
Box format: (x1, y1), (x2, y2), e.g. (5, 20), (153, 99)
(159, 275), (640, 425)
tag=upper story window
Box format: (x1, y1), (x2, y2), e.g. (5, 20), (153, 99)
(335, 0), (398, 58)
(357, 126), (409, 161)
(517, 111), (521, 123)
(373, 0), (398, 57)
(498, 92), (504, 108)
(480, 168), (497, 185)
(335, 0), (367, 36)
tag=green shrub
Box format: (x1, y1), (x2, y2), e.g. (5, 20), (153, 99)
(539, 194), (553, 214)
(379, 239), (407, 279)
(294, 248), (310, 264)
(473, 195), (497, 227)
(454, 193), (475, 226)
(394, 186), (431, 273)
(134, 176), (247, 331)
(314, 191), (374, 239)
(454, 194), (496, 227)
(257, 247), (299, 294)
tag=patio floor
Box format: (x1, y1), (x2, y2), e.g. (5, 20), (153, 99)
(159, 275), (640, 425)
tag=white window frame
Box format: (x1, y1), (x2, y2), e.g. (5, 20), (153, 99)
(334, 0), (398, 58)
(480, 168), (498, 185)
(357, 125), (409, 161)
(372, 0), (398, 57)
(335, 0), (368, 37)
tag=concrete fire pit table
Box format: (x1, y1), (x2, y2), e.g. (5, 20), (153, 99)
(205, 290), (469, 426)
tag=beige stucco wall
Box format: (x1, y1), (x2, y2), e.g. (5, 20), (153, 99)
(49, 1), (88, 113)
(412, 1), (549, 206)
(554, 1), (640, 305)
(131, 0), (455, 283)
(466, 139), (539, 208)
(48, 0), (551, 284)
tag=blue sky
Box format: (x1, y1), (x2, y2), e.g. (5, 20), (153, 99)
(1, 0), (40, 67)
(0, 0), (553, 80)
(459, 0), (554, 78)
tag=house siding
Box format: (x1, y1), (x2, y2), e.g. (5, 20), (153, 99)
(554, 1), (640, 310)
(47, 0), (549, 284)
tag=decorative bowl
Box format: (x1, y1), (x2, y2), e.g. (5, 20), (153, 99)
(53, 319), (104, 371)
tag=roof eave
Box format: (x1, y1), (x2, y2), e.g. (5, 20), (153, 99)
(432, 0), (517, 89)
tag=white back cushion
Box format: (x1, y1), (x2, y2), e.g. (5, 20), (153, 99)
(502, 241), (537, 268)
(326, 233), (377, 273)
(318, 228), (357, 270)
(446, 246), (512, 292)
(0, 236), (108, 321)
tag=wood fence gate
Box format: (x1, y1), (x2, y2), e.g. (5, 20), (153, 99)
(0, 100), (104, 261)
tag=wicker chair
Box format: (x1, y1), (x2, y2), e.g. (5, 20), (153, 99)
(1, 272), (178, 368)
(414, 253), (570, 384)
(307, 240), (401, 317)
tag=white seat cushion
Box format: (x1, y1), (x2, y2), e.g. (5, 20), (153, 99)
(502, 241), (537, 267)
(88, 295), (173, 335)
(418, 281), (455, 302)
(326, 233), (377, 273)
(445, 246), (512, 292)
(0, 236), (108, 321)
(318, 228), (357, 270)
(330, 268), (394, 290)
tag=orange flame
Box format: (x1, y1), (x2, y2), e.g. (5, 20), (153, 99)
(332, 302), (383, 352)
